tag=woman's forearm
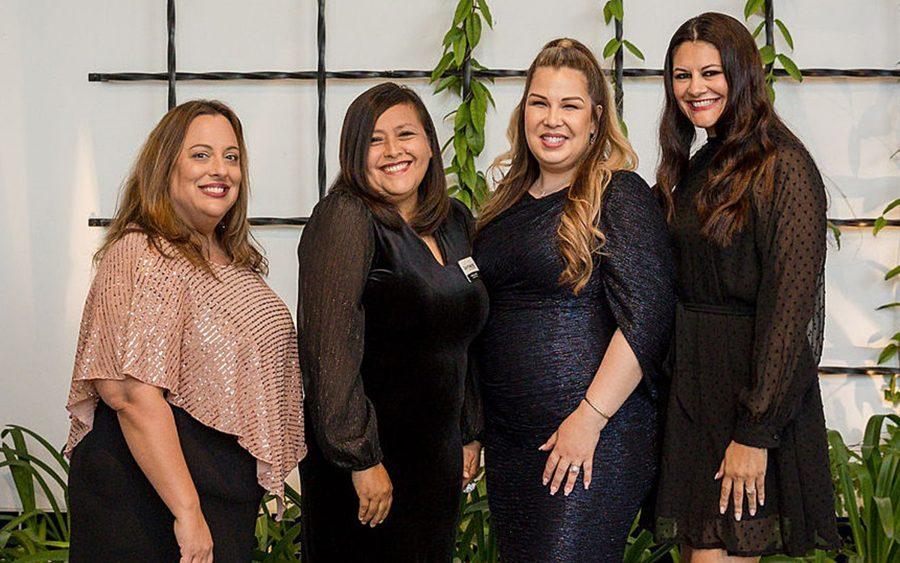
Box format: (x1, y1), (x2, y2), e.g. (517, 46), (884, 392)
(96, 380), (202, 518)
(583, 329), (643, 418)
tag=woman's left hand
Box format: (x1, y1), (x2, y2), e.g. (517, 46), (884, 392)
(539, 401), (607, 496)
(462, 440), (482, 490)
(715, 440), (768, 520)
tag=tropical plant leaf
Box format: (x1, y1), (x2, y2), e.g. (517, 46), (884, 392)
(751, 20), (765, 39)
(876, 302), (900, 310)
(877, 344), (898, 365)
(759, 45), (776, 65)
(777, 54), (803, 82)
(886, 265), (900, 280)
(603, 38), (621, 59)
(453, 34), (467, 67)
(476, 0), (493, 28)
(744, 0), (765, 19)
(623, 40), (645, 61)
(453, 0), (473, 27)
(774, 18), (794, 49)
(432, 52), (454, 82)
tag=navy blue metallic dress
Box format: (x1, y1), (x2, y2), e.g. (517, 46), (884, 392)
(472, 171), (675, 562)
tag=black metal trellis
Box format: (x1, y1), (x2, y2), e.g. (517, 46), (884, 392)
(86, 1), (899, 377)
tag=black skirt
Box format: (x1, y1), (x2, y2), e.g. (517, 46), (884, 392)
(68, 401), (264, 562)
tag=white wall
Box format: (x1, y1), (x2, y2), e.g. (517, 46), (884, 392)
(0, 0), (896, 509)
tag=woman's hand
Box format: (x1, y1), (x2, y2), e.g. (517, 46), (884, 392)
(539, 401), (607, 496)
(462, 440), (482, 490)
(351, 463), (393, 527)
(715, 440), (767, 520)
(173, 506), (213, 563)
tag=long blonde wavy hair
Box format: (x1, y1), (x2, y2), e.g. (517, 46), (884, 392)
(95, 100), (267, 275)
(477, 38), (637, 294)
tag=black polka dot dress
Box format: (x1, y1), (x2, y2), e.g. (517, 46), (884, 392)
(654, 134), (841, 556)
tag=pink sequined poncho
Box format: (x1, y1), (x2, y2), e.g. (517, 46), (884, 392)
(65, 231), (306, 510)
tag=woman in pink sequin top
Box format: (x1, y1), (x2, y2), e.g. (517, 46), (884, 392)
(65, 100), (306, 563)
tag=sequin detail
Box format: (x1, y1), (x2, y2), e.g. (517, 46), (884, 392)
(65, 232), (305, 512)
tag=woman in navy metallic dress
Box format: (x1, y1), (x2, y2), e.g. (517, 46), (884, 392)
(471, 38), (675, 561)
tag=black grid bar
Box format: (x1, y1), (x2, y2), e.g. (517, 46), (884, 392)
(166, 0), (176, 109)
(88, 67), (900, 83)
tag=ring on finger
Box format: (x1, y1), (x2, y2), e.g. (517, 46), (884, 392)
(568, 464), (580, 475)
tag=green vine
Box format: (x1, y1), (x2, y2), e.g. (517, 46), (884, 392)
(601, 0), (644, 135)
(431, 0), (495, 211)
(874, 151), (899, 402)
(744, 0), (802, 101)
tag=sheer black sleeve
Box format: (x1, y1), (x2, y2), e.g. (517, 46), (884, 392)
(297, 192), (382, 470)
(599, 171), (677, 401)
(732, 143), (827, 449)
(452, 198), (484, 444)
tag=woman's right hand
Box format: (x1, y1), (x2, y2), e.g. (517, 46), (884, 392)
(351, 463), (393, 527)
(173, 507), (213, 563)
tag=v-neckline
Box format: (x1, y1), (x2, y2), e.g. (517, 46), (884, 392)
(405, 222), (449, 268)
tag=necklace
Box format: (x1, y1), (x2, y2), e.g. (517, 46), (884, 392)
(530, 181), (569, 199)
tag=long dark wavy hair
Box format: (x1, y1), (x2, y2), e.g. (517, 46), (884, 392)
(655, 12), (800, 245)
(332, 82), (449, 235)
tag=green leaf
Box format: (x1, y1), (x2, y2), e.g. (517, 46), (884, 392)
(476, 0), (493, 28)
(453, 35), (467, 67)
(874, 216), (887, 235)
(777, 54), (803, 82)
(766, 80), (776, 102)
(876, 302), (900, 310)
(623, 40), (645, 61)
(454, 134), (469, 167)
(882, 198), (900, 215)
(752, 20), (765, 39)
(455, 187), (472, 208)
(775, 19), (795, 50)
(466, 13), (482, 48)
(442, 27), (463, 48)
(603, 38), (621, 59)
(827, 221), (842, 249)
(470, 91), (486, 130)
(603, 2), (613, 24)
(431, 52), (454, 82)
(434, 75), (459, 95)
(886, 265), (900, 280)
(453, 0), (472, 27)
(610, 0), (624, 20)
(744, 0), (765, 19)
(759, 45), (776, 65)
(878, 343), (898, 365)
(454, 102), (470, 131)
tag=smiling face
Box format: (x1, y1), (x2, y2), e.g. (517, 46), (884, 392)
(671, 40), (729, 134)
(365, 103), (433, 212)
(523, 66), (598, 177)
(168, 114), (242, 234)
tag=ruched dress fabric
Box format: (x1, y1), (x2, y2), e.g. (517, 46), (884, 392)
(297, 192), (489, 562)
(472, 171), (676, 562)
(65, 231), (305, 563)
(654, 136), (840, 556)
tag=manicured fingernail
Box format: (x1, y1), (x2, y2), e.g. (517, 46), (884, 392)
(542, 477), (548, 485)
(550, 487), (557, 495)
(719, 506), (726, 514)
(736, 513), (742, 521)
(564, 490), (571, 497)
(750, 509), (756, 516)
(463, 472), (469, 478)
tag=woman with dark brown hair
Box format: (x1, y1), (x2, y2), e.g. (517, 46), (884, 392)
(296, 82), (488, 561)
(65, 100), (305, 562)
(471, 38), (675, 561)
(653, 13), (840, 561)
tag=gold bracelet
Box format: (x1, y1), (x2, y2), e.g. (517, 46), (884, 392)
(582, 396), (611, 421)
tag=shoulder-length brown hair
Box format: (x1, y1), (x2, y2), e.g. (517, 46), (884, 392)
(478, 38), (637, 294)
(331, 82), (449, 235)
(95, 99), (266, 274)
(655, 12), (800, 245)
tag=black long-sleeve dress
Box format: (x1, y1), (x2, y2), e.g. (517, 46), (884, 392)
(472, 171), (676, 562)
(297, 191), (489, 562)
(654, 135), (841, 556)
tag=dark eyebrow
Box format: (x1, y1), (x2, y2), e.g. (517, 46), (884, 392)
(561, 96), (585, 103)
(188, 144), (239, 152)
(527, 93), (548, 100)
(701, 64), (723, 71)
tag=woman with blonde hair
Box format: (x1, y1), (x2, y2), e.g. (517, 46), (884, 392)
(65, 100), (305, 562)
(471, 38), (675, 561)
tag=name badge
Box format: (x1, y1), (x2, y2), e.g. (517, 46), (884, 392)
(458, 256), (480, 282)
